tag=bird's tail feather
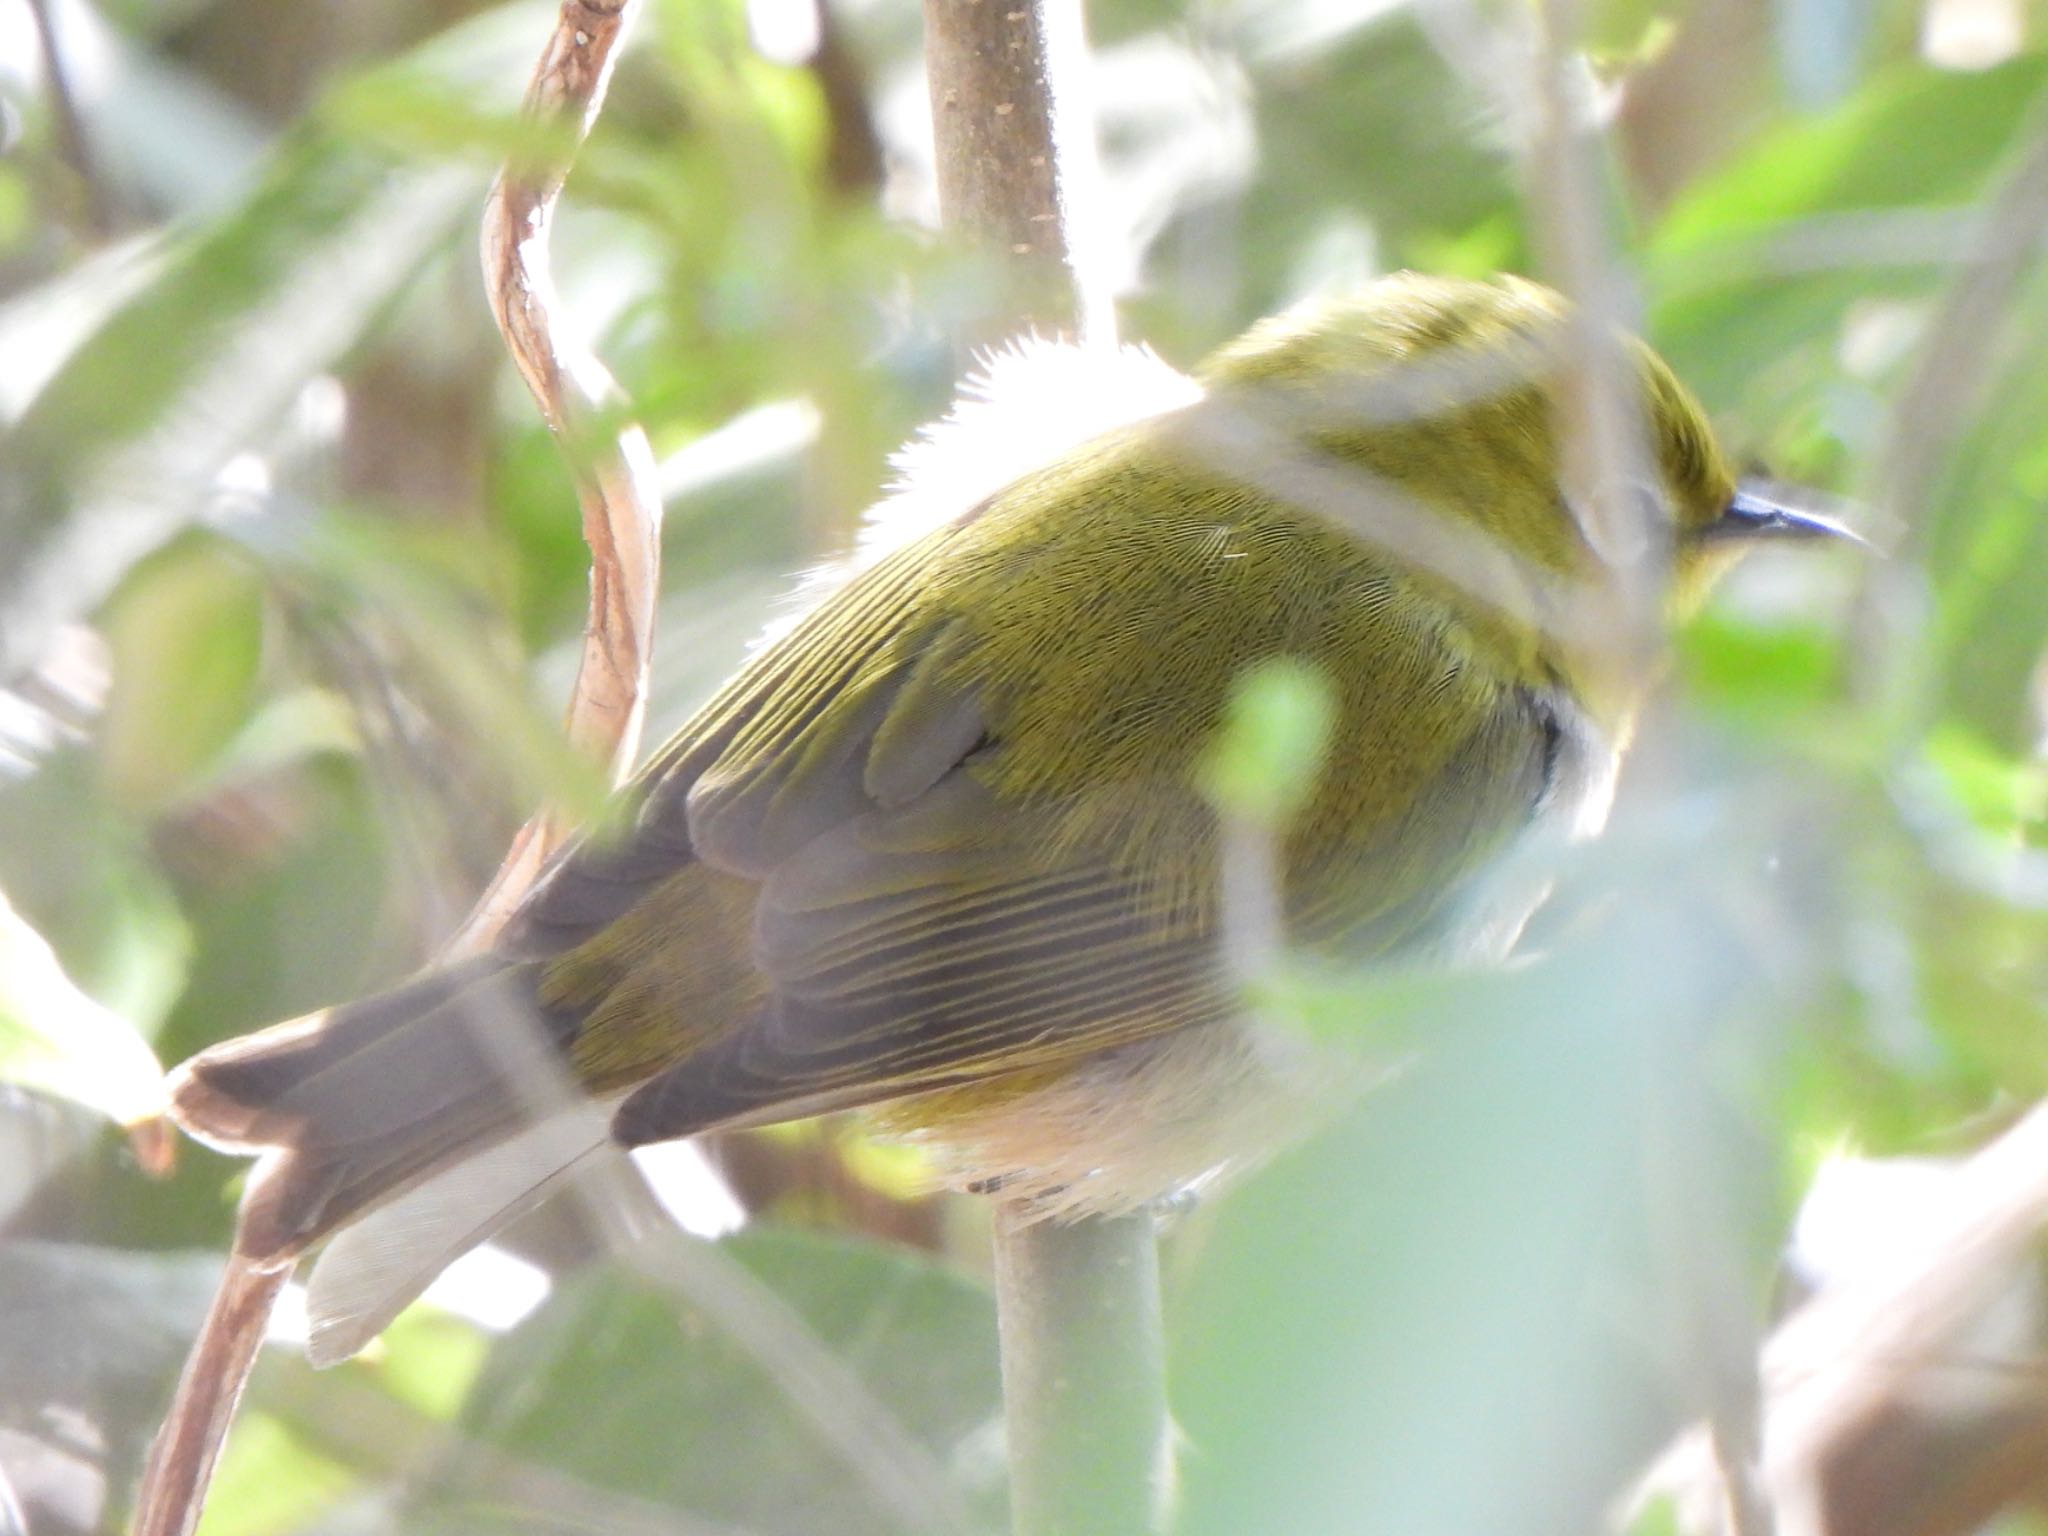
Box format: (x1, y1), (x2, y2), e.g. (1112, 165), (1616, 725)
(303, 1103), (616, 1365)
(168, 955), (578, 1261)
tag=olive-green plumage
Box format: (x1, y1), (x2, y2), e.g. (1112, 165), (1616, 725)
(170, 273), (1839, 1279)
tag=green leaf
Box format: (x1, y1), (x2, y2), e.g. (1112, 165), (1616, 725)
(98, 537), (267, 813)
(0, 1243), (224, 1528)
(1678, 610), (1843, 730)
(444, 1226), (1003, 1535)
(0, 54), (485, 681)
(1172, 841), (1784, 1536)
(196, 1411), (360, 1536)
(367, 1307), (494, 1424)
(1657, 57), (2048, 253)
(0, 884), (169, 1131)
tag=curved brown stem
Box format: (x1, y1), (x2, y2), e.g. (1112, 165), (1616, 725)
(454, 0), (664, 954)
(131, 1253), (292, 1536)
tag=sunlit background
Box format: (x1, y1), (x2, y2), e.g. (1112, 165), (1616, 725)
(4, 0), (2048, 1532)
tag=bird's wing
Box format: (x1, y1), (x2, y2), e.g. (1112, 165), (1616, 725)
(598, 676), (1560, 1148)
(515, 504), (1256, 1138)
(497, 527), (966, 962)
(609, 761), (1235, 1143)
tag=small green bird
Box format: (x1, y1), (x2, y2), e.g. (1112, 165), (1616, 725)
(170, 273), (1850, 1359)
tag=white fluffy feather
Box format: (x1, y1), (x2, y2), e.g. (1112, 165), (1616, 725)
(762, 336), (1204, 643)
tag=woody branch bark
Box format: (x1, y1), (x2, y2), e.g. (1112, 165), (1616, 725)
(923, 0), (1111, 348)
(132, 9), (655, 1534)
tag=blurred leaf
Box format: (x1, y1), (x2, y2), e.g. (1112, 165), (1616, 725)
(319, 0), (573, 167)
(1678, 609), (1845, 732)
(1626, 1492), (1685, 1536)
(0, 53), (489, 681)
(0, 751), (194, 1033)
(1140, 12), (1523, 337)
(238, 502), (608, 831)
(835, 1127), (941, 1205)
(1914, 281), (2048, 748)
(1657, 56), (2048, 254)
(1201, 657), (1336, 823)
(0, 165), (30, 252)
(0, 233), (168, 427)
(196, 1411), (359, 1536)
(1921, 725), (2048, 837)
(366, 1308), (492, 1424)
(98, 537), (266, 814)
(447, 1227), (1002, 1535)
(0, 1242), (219, 1401)
(1173, 813), (1787, 1536)
(0, 884), (169, 1132)
(0, 1243), (222, 1534)
(1650, 55), (2048, 405)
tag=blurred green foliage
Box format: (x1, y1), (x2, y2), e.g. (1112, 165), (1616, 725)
(3, 0), (2048, 1532)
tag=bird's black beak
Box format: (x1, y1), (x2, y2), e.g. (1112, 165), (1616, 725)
(1706, 485), (1869, 547)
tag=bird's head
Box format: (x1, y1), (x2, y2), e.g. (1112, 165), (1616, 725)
(1192, 273), (1859, 680)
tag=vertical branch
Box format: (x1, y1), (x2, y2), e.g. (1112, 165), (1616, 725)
(923, 0), (1112, 347)
(919, 0), (1168, 1531)
(134, 8), (657, 1534)
(992, 1206), (1172, 1535)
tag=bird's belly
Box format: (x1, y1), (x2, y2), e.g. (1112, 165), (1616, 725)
(875, 1016), (1366, 1219)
